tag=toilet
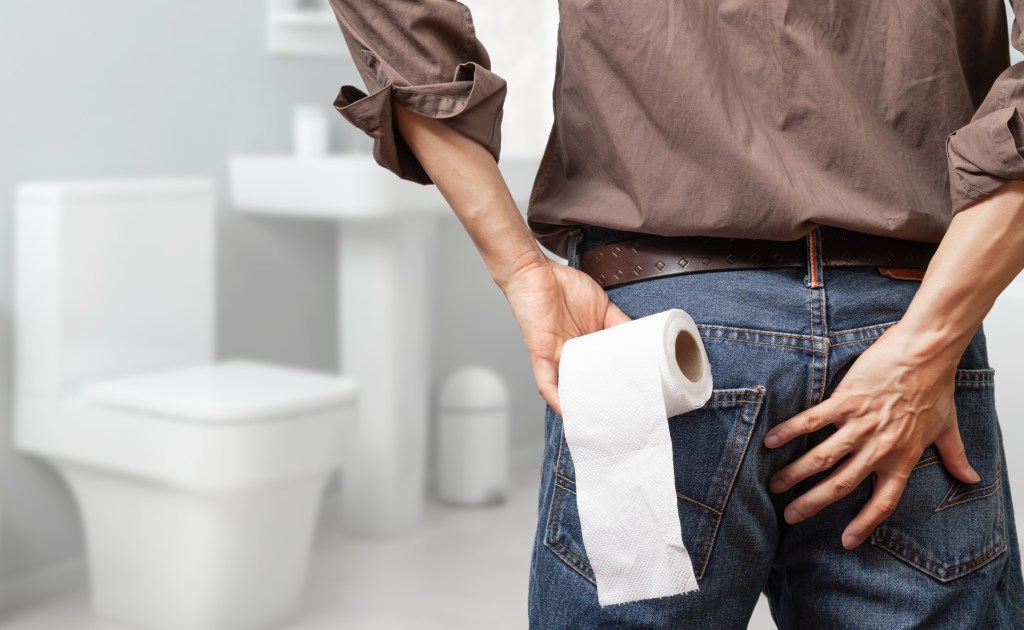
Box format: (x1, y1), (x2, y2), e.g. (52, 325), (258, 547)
(12, 179), (357, 630)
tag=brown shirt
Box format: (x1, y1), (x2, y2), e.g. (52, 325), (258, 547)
(329, 1), (1024, 258)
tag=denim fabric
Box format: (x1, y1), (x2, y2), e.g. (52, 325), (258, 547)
(528, 226), (1024, 629)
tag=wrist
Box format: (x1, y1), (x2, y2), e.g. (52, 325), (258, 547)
(492, 247), (550, 293)
(888, 315), (973, 366)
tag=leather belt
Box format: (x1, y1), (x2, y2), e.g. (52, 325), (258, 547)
(577, 227), (938, 289)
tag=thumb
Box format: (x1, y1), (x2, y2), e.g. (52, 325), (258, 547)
(934, 421), (981, 484)
(604, 301), (632, 328)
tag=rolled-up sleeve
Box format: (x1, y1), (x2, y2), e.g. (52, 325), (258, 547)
(328, 0), (508, 185)
(945, 0), (1024, 214)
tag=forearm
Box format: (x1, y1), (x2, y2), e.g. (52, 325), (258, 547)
(898, 180), (1024, 363)
(392, 102), (547, 289)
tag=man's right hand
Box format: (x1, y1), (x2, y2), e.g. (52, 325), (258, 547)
(500, 257), (631, 417)
(387, 102), (630, 415)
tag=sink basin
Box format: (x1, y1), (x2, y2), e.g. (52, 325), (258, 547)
(228, 151), (543, 538)
(229, 153), (542, 219)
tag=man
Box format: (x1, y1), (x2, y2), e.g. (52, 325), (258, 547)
(329, 1), (1024, 626)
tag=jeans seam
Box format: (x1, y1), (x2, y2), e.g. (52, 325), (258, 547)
(549, 488), (596, 581)
(827, 321), (899, 346)
(818, 281), (826, 339)
(710, 401), (748, 511)
(829, 335), (886, 348)
(953, 368), (996, 385)
(694, 399), (749, 573)
(698, 324), (819, 343)
(816, 287), (828, 404)
(871, 536), (1007, 580)
(937, 468), (1001, 512)
(545, 472), (597, 583)
(693, 389), (765, 580)
(677, 492), (724, 515)
(829, 321), (899, 337)
(806, 282), (815, 412)
(550, 540), (596, 583)
(913, 457), (941, 471)
(545, 420), (596, 584)
(699, 395), (769, 405)
(556, 434), (569, 478)
(702, 337), (822, 352)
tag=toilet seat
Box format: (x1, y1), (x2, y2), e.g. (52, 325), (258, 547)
(81, 359), (358, 424)
(15, 360), (358, 490)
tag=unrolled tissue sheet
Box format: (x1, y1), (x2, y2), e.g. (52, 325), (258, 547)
(558, 309), (714, 607)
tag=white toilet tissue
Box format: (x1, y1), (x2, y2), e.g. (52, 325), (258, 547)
(557, 308), (713, 607)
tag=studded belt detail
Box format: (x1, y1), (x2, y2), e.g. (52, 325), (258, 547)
(577, 229), (938, 288)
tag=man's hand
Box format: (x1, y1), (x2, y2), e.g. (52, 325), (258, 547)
(500, 257), (631, 417)
(387, 102), (631, 416)
(762, 321), (980, 550)
(761, 179), (1024, 551)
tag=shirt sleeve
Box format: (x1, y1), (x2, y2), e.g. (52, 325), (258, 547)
(945, 0), (1024, 215)
(327, 0), (508, 185)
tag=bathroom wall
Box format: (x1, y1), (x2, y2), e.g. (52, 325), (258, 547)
(0, 0), (556, 587)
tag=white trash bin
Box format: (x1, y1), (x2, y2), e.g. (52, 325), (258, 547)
(436, 366), (510, 506)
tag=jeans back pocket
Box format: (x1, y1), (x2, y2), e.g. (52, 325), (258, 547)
(869, 368), (1007, 581)
(544, 386), (766, 584)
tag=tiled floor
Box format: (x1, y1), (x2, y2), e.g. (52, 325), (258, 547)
(0, 460), (774, 630)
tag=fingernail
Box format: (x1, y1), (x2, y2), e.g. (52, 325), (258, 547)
(969, 467), (981, 484)
(769, 477), (787, 492)
(785, 507), (804, 524)
(842, 534), (861, 549)
(764, 434), (781, 448)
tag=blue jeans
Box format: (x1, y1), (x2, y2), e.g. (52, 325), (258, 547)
(528, 226), (1024, 629)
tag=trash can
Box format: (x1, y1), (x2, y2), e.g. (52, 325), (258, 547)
(435, 366), (510, 506)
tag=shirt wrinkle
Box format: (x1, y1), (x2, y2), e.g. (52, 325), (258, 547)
(330, 0), (1024, 257)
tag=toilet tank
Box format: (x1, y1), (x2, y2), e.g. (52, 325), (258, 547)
(14, 179), (215, 397)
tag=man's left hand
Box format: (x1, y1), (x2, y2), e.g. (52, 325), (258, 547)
(762, 321), (982, 550)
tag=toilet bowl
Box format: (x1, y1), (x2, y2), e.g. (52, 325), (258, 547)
(12, 179), (357, 630)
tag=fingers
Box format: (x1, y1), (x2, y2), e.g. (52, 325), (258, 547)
(764, 398), (841, 448)
(769, 429), (857, 493)
(532, 356), (562, 418)
(781, 452), (871, 525)
(531, 299), (628, 418)
(604, 301), (632, 327)
(934, 420), (981, 484)
(841, 471), (908, 549)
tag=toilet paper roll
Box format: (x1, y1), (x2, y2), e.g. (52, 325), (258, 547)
(558, 308), (713, 607)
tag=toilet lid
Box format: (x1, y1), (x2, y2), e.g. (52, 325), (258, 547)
(81, 360), (358, 423)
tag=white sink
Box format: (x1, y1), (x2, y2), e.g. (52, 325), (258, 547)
(229, 153), (542, 219)
(229, 152), (542, 538)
